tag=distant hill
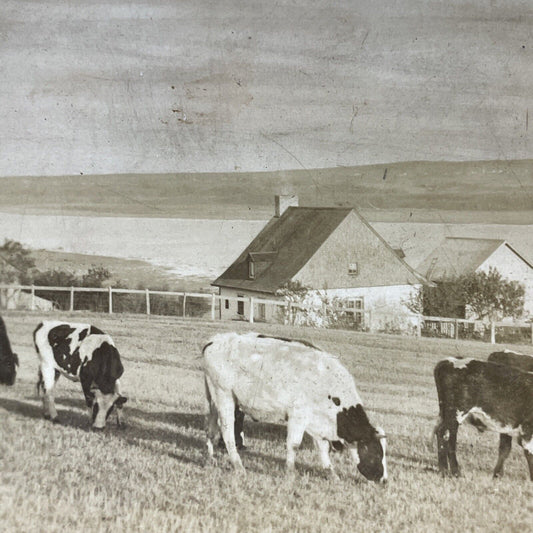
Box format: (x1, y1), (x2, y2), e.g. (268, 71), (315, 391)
(1, 160), (532, 223)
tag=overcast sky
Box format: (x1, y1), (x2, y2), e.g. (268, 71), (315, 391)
(1, 0), (532, 176)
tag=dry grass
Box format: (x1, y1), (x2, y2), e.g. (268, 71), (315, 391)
(1, 311), (533, 532)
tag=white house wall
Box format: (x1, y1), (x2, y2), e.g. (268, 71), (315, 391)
(478, 244), (533, 318)
(218, 284), (421, 332)
(219, 287), (283, 323)
(316, 284), (421, 333)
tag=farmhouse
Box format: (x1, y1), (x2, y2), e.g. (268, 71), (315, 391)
(212, 196), (429, 332)
(418, 237), (533, 319)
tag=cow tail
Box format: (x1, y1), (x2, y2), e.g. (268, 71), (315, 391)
(33, 322), (43, 354)
(33, 323), (44, 395)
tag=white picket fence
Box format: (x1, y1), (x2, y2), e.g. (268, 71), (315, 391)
(1, 284), (532, 345)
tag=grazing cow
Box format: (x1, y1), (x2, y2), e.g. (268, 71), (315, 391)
(203, 332), (387, 482)
(488, 349), (533, 373)
(0, 316), (18, 385)
(34, 321), (127, 429)
(434, 357), (533, 480)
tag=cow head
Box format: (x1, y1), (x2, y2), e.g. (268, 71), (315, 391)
(337, 404), (388, 483)
(355, 427), (387, 483)
(91, 389), (128, 429)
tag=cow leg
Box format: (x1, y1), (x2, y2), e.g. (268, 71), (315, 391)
(234, 406), (245, 449)
(447, 421), (461, 477)
(216, 393), (244, 472)
(493, 434), (512, 479)
(286, 410), (308, 472)
(36, 369), (44, 396)
(204, 377), (220, 461)
(524, 450), (533, 481)
(313, 438), (337, 479)
(41, 365), (59, 421)
(518, 430), (533, 481)
(434, 416), (450, 474)
(114, 379), (124, 427)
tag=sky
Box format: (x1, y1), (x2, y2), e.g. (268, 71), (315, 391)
(1, 0), (532, 176)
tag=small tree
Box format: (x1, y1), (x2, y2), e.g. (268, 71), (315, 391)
(410, 267), (525, 323)
(0, 239), (36, 283)
(460, 267), (524, 322)
(275, 280), (310, 325)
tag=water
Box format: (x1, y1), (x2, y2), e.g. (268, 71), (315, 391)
(0, 212), (531, 278)
(0, 212), (267, 277)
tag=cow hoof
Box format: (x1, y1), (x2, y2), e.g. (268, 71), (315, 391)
(44, 415), (60, 424)
(91, 426), (105, 432)
(326, 469), (339, 481)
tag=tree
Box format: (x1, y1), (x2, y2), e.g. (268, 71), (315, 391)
(460, 267), (524, 322)
(0, 239), (36, 283)
(407, 267), (525, 322)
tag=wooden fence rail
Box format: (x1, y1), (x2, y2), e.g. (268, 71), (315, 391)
(0, 284), (532, 345)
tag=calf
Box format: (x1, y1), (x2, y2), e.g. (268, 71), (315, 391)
(0, 315), (18, 385)
(434, 357), (533, 480)
(34, 321), (127, 429)
(204, 332), (387, 482)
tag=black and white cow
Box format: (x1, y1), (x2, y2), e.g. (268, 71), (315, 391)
(0, 315), (18, 386)
(34, 321), (127, 429)
(488, 349), (533, 373)
(434, 357), (533, 480)
(204, 332), (387, 482)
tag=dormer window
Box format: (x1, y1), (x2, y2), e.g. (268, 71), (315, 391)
(348, 262), (358, 276)
(249, 260), (255, 279)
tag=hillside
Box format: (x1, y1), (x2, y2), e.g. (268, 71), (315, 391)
(2, 159), (533, 223)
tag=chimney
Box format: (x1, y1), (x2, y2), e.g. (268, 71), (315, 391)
(275, 194), (298, 217)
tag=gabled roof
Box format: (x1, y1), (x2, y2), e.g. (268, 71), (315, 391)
(213, 207), (352, 293)
(213, 207), (429, 293)
(417, 237), (533, 280)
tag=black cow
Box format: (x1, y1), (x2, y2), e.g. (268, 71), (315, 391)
(34, 320), (127, 429)
(434, 357), (533, 480)
(488, 349), (533, 373)
(0, 316), (18, 385)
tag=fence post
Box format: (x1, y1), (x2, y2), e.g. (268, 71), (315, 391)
(108, 286), (113, 314)
(145, 289), (150, 315)
(454, 319), (459, 340)
(249, 297), (254, 323)
(182, 293), (187, 318)
(69, 287), (74, 312)
(531, 323), (533, 345)
(490, 322), (495, 344)
(31, 285), (35, 311)
(211, 293), (216, 320)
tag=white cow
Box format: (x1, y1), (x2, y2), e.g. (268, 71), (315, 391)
(203, 332), (387, 482)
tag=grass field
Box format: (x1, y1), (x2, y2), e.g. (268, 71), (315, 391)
(1, 311), (533, 532)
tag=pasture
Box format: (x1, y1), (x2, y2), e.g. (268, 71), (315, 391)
(1, 311), (532, 532)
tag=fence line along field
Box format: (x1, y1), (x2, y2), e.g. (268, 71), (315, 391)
(1, 311), (532, 532)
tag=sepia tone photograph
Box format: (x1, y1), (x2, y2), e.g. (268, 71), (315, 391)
(1, 1), (532, 531)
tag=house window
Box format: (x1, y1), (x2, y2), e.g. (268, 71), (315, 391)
(237, 295), (244, 315)
(258, 303), (266, 321)
(249, 261), (255, 279)
(337, 298), (364, 326)
(348, 263), (358, 276)
(225, 299), (229, 309)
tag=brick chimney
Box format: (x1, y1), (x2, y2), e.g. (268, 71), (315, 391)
(274, 194), (298, 217)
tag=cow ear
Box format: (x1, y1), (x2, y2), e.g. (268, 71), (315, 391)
(115, 396), (127, 408)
